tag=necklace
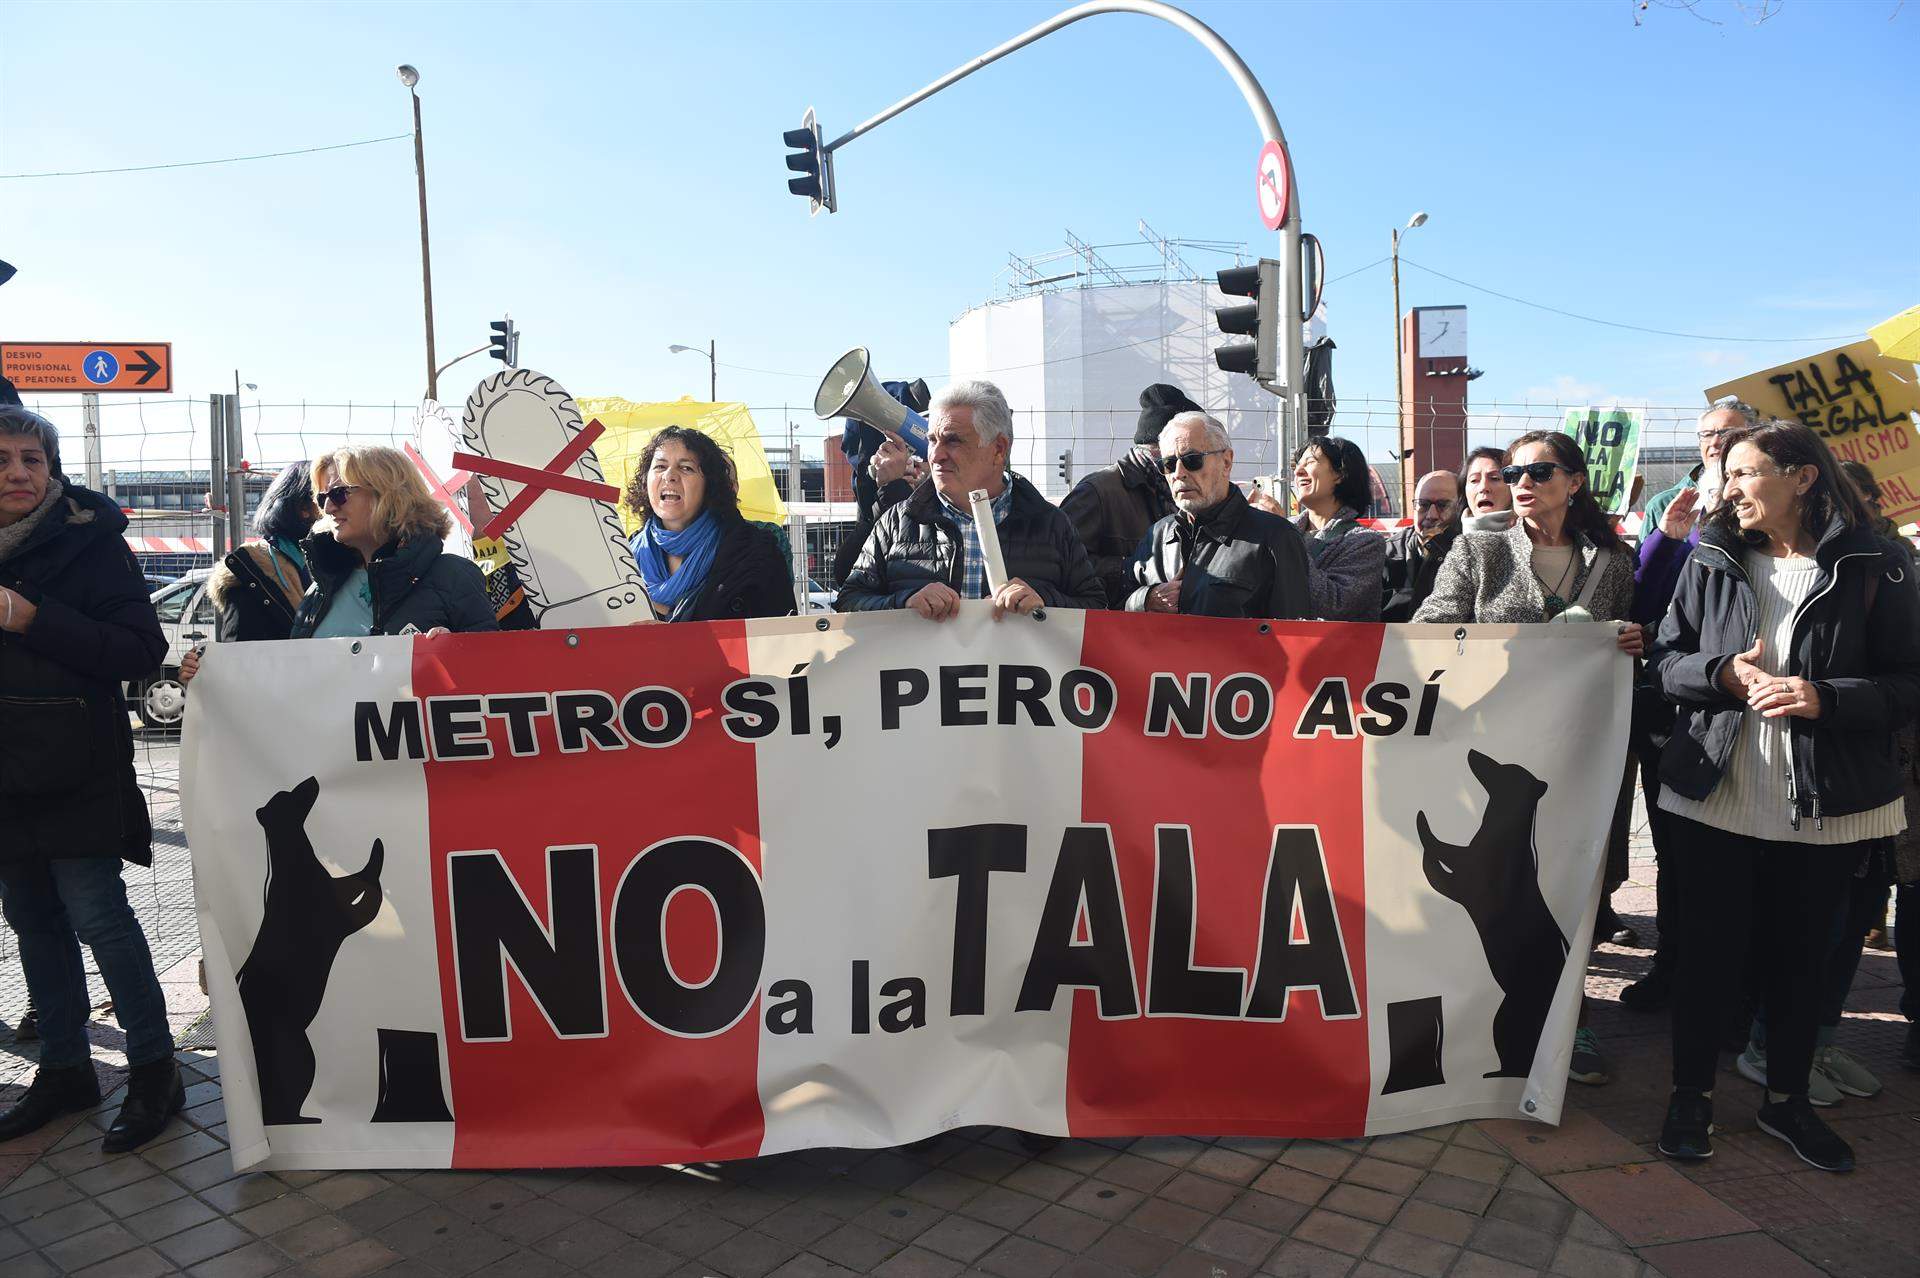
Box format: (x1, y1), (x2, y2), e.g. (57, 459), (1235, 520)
(1531, 547), (1577, 618)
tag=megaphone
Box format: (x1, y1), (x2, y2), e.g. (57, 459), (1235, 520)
(814, 347), (930, 457)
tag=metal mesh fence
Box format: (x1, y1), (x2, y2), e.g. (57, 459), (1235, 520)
(0, 390), (1711, 1031)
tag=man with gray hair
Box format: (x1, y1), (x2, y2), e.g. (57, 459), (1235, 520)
(1125, 410), (1311, 620)
(838, 379), (1105, 618)
(1644, 398), (1758, 533)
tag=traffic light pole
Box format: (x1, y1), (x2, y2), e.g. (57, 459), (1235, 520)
(818, 0), (1305, 465)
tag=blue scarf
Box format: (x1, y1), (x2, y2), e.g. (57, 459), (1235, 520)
(631, 510), (723, 612)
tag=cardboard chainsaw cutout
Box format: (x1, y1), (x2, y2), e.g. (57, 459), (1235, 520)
(457, 369), (650, 629)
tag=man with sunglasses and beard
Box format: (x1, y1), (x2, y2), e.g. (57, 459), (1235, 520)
(1125, 411), (1311, 620)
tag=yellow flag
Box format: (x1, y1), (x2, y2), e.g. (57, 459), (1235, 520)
(575, 398), (789, 532)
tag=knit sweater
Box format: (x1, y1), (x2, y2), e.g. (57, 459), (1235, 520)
(1659, 549), (1905, 845)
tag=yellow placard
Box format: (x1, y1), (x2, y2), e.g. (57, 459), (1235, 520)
(1707, 340), (1920, 523)
(573, 398), (789, 533)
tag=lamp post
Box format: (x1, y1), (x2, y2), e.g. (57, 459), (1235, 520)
(398, 64), (438, 401)
(1391, 210), (1428, 431)
(668, 341), (716, 401)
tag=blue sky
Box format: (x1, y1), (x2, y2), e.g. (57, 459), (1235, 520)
(3, 0), (1915, 462)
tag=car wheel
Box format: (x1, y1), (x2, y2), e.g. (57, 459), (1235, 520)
(138, 672), (187, 731)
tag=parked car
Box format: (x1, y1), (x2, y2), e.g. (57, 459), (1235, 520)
(805, 578), (836, 614)
(128, 568), (214, 730)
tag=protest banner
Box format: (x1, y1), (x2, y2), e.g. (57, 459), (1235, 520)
(1562, 408), (1641, 516)
(1708, 340), (1920, 523)
(182, 610), (1627, 1171)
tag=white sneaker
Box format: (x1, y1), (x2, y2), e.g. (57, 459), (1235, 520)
(1815, 1045), (1882, 1099)
(1737, 1041), (1840, 1107)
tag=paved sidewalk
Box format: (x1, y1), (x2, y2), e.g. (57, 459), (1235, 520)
(3, 828), (1915, 1277)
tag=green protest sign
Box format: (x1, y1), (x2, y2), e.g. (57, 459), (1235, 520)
(1562, 408), (1641, 515)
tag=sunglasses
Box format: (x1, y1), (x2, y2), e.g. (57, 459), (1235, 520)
(1500, 461), (1574, 485)
(1414, 498), (1456, 512)
(318, 483), (364, 508)
(1158, 448), (1228, 475)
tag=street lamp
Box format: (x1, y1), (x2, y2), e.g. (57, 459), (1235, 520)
(398, 63), (438, 401)
(1391, 209), (1428, 429)
(668, 341), (716, 401)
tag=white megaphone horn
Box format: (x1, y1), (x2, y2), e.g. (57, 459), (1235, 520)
(814, 347), (931, 457)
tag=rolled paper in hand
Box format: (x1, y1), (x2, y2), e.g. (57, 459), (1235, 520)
(969, 488), (1011, 594)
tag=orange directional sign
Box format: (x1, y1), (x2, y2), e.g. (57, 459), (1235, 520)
(0, 342), (173, 393)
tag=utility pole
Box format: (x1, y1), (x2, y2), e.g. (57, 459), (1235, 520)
(399, 64), (438, 401)
(208, 395), (229, 559)
(709, 339), (717, 402)
(81, 392), (102, 491)
(223, 393), (245, 549)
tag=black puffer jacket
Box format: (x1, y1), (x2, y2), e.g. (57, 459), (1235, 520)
(1380, 524), (1458, 623)
(1124, 485), (1313, 621)
(659, 515), (797, 622)
(291, 531), (499, 637)
(837, 475), (1106, 612)
(0, 484), (165, 865)
(1059, 448), (1175, 608)
(209, 541), (309, 641)
(1649, 517), (1920, 827)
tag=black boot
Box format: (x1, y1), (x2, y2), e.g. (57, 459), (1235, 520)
(13, 1001), (38, 1043)
(103, 1058), (185, 1154)
(0, 1063), (101, 1142)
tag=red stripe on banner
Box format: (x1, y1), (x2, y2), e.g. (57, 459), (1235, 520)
(1071, 615), (1384, 1139)
(418, 626), (765, 1166)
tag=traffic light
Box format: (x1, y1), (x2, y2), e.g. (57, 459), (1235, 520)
(782, 108), (836, 216)
(1213, 258), (1280, 387)
(1057, 449), (1073, 487)
(488, 317), (519, 367)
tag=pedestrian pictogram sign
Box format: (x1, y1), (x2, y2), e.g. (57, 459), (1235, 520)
(0, 342), (173, 393)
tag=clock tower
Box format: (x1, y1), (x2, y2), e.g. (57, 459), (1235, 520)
(1398, 304), (1471, 514)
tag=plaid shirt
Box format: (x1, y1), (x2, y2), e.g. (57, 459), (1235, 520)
(936, 478), (1016, 600)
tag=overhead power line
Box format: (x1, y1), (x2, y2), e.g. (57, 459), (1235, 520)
(0, 134), (411, 180)
(1398, 258), (1867, 344)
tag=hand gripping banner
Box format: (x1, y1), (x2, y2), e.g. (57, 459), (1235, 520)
(181, 610), (1628, 1171)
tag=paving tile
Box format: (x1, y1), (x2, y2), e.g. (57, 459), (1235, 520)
(160, 1217), (255, 1268)
(900, 1169), (988, 1212)
(941, 1145), (1026, 1185)
(1223, 1189), (1310, 1235)
(1259, 1239), (1354, 1276)
(1386, 1200), (1474, 1248)
(3, 1176), (85, 1225)
(1429, 1146), (1510, 1188)
(870, 1244), (964, 1277)
(1486, 1185), (1573, 1235)
(1121, 1196), (1209, 1244)
(233, 1193), (322, 1238)
(71, 1245), (177, 1278)
(98, 1173), (188, 1219)
(1290, 1210), (1380, 1258)
(546, 1177), (638, 1216)
(979, 1234), (1069, 1278)
(1480, 1111), (1653, 1177)
(1499, 1165), (1560, 1201)
(297, 1237), (401, 1278)
(767, 1256), (859, 1278)
(1019, 1204), (1109, 1253)
(301, 1173), (387, 1214)
(850, 1195), (944, 1244)
(20, 1198), (112, 1247)
(710, 1185), (797, 1229)
(851, 1153), (931, 1195)
(0, 1223), (29, 1261)
(170, 1154), (245, 1195)
(72, 1159), (162, 1197)
(268, 1212), (360, 1260)
(1466, 1217), (1558, 1269)
(1095, 1154), (1177, 1195)
(2, 1248), (58, 1278)
(143, 1131), (225, 1172)
(812, 1218), (903, 1269)
(700, 1227), (800, 1278)
(1638, 1230), (1827, 1277)
(1186, 1147), (1266, 1187)
(1192, 1217), (1284, 1267)
(1362, 1136), (1444, 1170)
(1251, 1165), (1332, 1209)
(645, 1206), (743, 1259)
(580, 1237), (682, 1278)
(45, 1220), (143, 1271)
(1279, 1144), (1356, 1181)
(1001, 1162), (1083, 1202)
(527, 1213), (628, 1266)
(1409, 1171), (1495, 1215)
(197, 1175), (291, 1216)
(1153, 1247), (1256, 1278)
(1319, 1184), (1401, 1226)
(335, 1184), (429, 1234)
(124, 1192), (218, 1242)
(1447, 1253), (1540, 1278)
(1158, 1170), (1240, 1215)
(1548, 1163), (1754, 1248)
(183, 1239), (288, 1278)
(1060, 1180), (1144, 1223)
(468, 1251), (570, 1278)
(1121, 1137), (1204, 1169)
(1547, 1236), (1641, 1278)
(752, 1202), (839, 1248)
(958, 1184), (1047, 1231)
(908, 1214), (1005, 1265)
(1338, 1158), (1420, 1197)
(1085, 1223), (1178, 1276)
(1363, 1227), (1456, 1277)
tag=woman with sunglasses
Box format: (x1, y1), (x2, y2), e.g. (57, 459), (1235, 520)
(1649, 420), (1920, 1173)
(623, 426), (795, 622)
(1288, 436), (1386, 621)
(290, 445), (497, 638)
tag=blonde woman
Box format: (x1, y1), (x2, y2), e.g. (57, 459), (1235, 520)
(290, 445), (497, 638)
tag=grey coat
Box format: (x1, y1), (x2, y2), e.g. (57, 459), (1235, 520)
(1293, 508), (1387, 621)
(1413, 523), (1634, 625)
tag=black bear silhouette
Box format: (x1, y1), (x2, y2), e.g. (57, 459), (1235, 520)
(236, 776), (385, 1125)
(1416, 750), (1569, 1079)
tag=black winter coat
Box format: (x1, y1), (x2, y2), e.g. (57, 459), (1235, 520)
(1649, 518), (1920, 828)
(0, 485), (165, 865)
(1059, 449), (1175, 609)
(291, 531), (499, 638)
(210, 541), (309, 642)
(1380, 524), (1458, 623)
(1123, 485), (1313, 621)
(657, 515), (797, 622)
(837, 475), (1106, 612)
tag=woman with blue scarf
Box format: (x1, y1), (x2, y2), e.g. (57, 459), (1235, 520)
(626, 426), (795, 622)
(207, 460), (318, 641)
